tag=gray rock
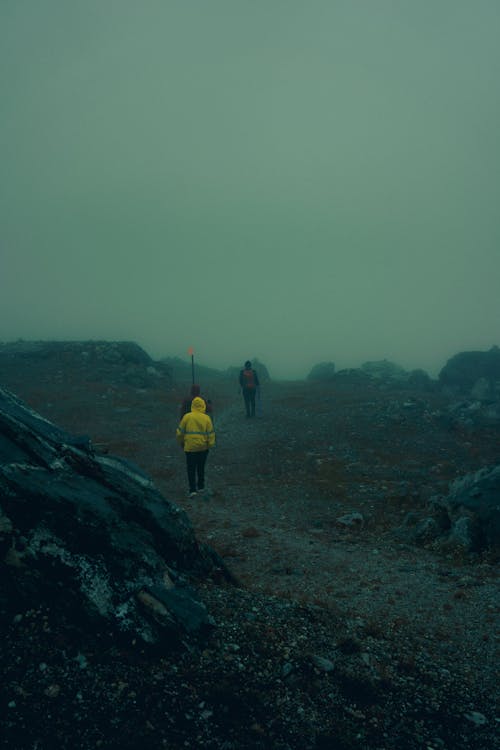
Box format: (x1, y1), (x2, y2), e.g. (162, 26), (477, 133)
(444, 397), (500, 429)
(0, 387), (227, 649)
(439, 346), (500, 396)
(336, 512), (364, 528)
(400, 465), (500, 554)
(406, 369), (434, 391)
(412, 517), (442, 543)
(307, 362), (336, 382)
(444, 516), (482, 553)
(470, 377), (493, 401)
(438, 465), (500, 551)
(360, 359), (407, 382)
(311, 654), (335, 671)
(464, 711), (487, 726)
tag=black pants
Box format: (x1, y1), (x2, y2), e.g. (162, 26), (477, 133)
(243, 388), (256, 417)
(185, 450), (208, 492)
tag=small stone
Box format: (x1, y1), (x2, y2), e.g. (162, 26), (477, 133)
(464, 711), (487, 726)
(311, 655), (334, 672)
(337, 512), (364, 527)
(74, 652), (88, 669)
(44, 684), (60, 698)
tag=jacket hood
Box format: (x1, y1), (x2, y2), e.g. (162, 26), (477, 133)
(191, 396), (206, 413)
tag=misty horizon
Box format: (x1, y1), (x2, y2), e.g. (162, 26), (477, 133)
(2, 2), (499, 382)
(2, 334), (499, 382)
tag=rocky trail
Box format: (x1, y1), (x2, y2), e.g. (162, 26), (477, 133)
(1, 344), (499, 749)
(163, 384), (498, 698)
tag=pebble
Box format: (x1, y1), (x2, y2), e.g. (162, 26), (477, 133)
(311, 655), (334, 672)
(464, 711), (487, 725)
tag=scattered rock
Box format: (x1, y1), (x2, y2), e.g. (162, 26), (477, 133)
(464, 711), (487, 726)
(336, 512), (364, 528)
(398, 465), (500, 556)
(435, 465), (500, 554)
(310, 654), (335, 671)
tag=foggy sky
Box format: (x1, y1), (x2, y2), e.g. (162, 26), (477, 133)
(1, 1), (499, 379)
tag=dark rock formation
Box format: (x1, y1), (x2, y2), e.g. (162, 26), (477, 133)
(398, 464), (500, 557)
(0, 340), (168, 388)
(360, 359), (407, 382)
(438, 346), (500, 397)
(434, 465), (500, 553)
(443, 398), (500, 429)
(437, 349), (500, 428)
(0, 387), (226, 650)
(333, 368), (372, 384)
(0, 339), (153, 365)
(334, 363), (433, 391)
(406, 368), (434, 391)
(307, 361), (336, 382)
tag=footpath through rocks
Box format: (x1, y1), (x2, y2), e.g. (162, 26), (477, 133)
(165, 383), (498, 683)
(1, 352), (499, 749)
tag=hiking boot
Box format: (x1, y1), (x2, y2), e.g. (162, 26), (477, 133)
(188, 491), (197, 498)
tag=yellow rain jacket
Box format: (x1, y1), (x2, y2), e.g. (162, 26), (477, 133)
(176, 396), (215, 453)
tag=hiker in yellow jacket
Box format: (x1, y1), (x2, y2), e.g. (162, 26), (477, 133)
(176, 396), (215, 498)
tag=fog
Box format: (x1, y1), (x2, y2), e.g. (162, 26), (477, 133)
(1, 1), (499, 380)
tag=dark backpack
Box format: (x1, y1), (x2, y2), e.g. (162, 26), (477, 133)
(242, 369), (256, 389)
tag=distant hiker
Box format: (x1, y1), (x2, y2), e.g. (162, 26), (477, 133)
(239, 360), (260, 418)
(179, 384), (213, 422)
(176, 396), (215, 497)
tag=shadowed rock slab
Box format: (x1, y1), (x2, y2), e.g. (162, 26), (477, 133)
(0, 387), (225, 648)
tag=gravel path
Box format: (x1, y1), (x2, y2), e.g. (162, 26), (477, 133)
(165, 384), (499, 736)
(2, 358), (498, 749)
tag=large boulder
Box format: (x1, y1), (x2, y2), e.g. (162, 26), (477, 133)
(307, 361), (336, 382)
(438, 346), (500, 398)
(0, 388), (226, 649)
(405, 368), (434, 392)
(435, 465), (500, 553)
(360, 359), (408, 383)
(398, 465), (500, 557)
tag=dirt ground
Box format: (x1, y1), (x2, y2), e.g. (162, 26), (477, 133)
(1, 358), (499, 748)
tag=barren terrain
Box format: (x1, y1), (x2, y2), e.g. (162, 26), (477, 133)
(1, 349), (498, 749)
